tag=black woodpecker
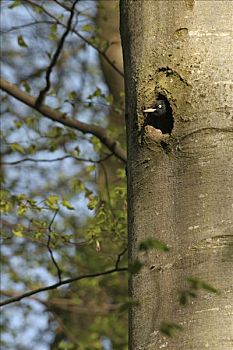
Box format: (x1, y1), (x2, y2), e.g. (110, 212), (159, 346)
(143, 99), (173, 134)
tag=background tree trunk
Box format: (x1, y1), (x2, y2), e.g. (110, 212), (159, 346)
(120, 1), (233, 349)
(96, 0), (125, 193)
(96, 0), (124, 108)
(50, 2), (127, 348)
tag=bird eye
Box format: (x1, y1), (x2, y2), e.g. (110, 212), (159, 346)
(158, 104), (162, 109)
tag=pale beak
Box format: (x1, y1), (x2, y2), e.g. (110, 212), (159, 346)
(143, 108), (156, 113)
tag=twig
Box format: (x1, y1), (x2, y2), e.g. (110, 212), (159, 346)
(0, 289), (118, 314)
(99, 161), (115, 218)
(71, 30), (124, 78)
(0, 266), (128, 307)
(25, 0), (59, 20)
(115, 247), (128, 269)
(24, 0), (124, 78)
(53, 0), (72, 12)
(0, 21), (56, 34)
(0, 78), (127, 163)
(36, 0), (79, 107)
(2, 153), (113, 166)
(47, 210), (62, 282)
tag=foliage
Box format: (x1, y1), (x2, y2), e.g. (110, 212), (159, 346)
(179, 277), (219, 306)
(1, 1), (127, 349)
(139, 237), (169, 252)
(160, 322), (183, 337)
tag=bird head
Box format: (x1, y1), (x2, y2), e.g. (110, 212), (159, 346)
(143, 100), (166, 117)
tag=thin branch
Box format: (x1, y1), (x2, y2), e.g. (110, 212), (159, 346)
(0, 21), (56, 34)
(1, 289), (119, 314)
(2, 155), (74, 165)
(1, 219), (88, 248)
(71, 30), (124, 78)
(24, 0), (58, 20)
(99, 161), (115, 217)
(47, 210), (62, 283)
(53, 0), (73, 12)
(0, 266), (127, 307)
(24, 0), (124, 78)
(115, 247), (128, 269)
(0, 78), (127, 163)
(36, 0), (79, 106)
(2, 153), (113, 166)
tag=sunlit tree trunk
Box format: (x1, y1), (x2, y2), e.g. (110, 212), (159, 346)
(120, 1), (233, 349)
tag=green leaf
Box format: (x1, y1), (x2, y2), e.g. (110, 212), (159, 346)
(34, 5), (43, 13)
(187, 277), (218, 294)
(8, 0), (21, 9)
(13, 224), (24, 237)
(179, 291), (188, 305)
(87, 87), (103, 100)
(71, 178), (85, 193)
(46, 126), (63, 138)
(160, 322), (183, 337)
(200, 281), (218, 294)
(48, 23), (58, 41)
(45, 195), (59, 210)
(48, 33), (57, 41)
(128, 259), (143, 274)
(87, 196), (98, 210)
(106, 93), (113, 105)
(82, 24), (93, 32)
(114, 186), (126, 198)
(17, 204), (27, 216)
(11, 143), (25, 154)
(16, 193), (26, 201)
(14, 120), (23, 129)
(91, 136), (101, 152)
(35, 232), (43, 239)
(179, 290), (197, 305)
(0, 199), (11, 214)
(22, 81), (31, 93)
(28, 144), (37, 154)
(119, 299), (140, 312)
(86, 165), (95, 174)
(25, 116), (36, 127)
(61, 199), (74, 210)
(17, 35), (28, 48)
(27, 198), (37, 206)
(84, 187), (93, 197)
(116, 168), (126, 179)
(139, 238), (169, 252)
(68, 91), (77, 100)
(50, 23), (57, 34)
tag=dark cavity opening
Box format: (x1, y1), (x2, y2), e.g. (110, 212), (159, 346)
(144, 94), (173, 134)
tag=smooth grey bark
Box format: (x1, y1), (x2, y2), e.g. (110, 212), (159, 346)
(120, 1), (233, 349)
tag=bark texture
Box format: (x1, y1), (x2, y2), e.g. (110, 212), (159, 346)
(120, 1), (233, 349)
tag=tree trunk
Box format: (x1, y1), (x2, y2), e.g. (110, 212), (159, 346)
(96, 0), (124, 107)
(120, 1), (233, 349)
(95, 0), (125, 192)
